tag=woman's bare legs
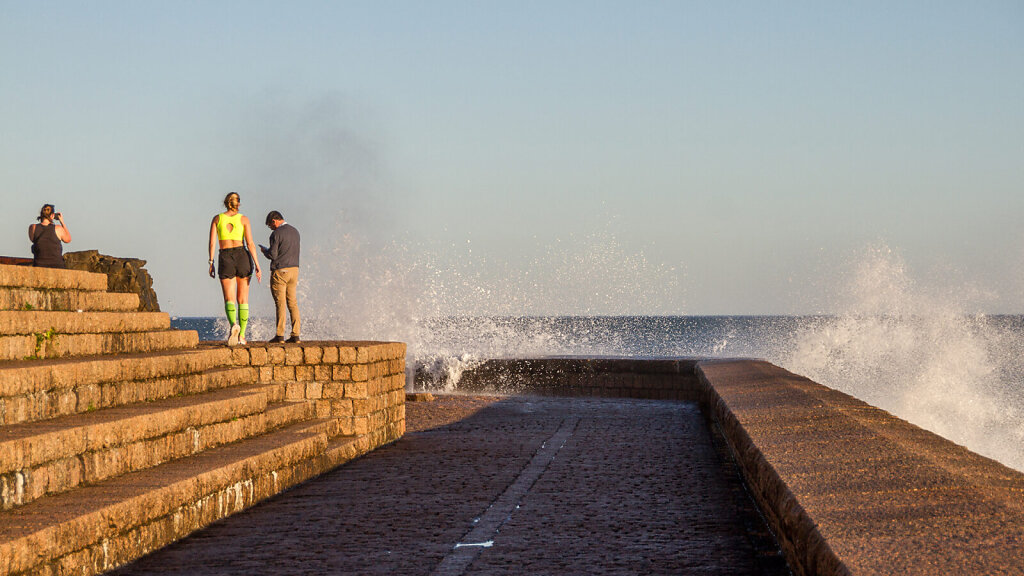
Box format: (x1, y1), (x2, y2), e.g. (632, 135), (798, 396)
(220, 278), (240, 345)
(236, 277), (249, 304)
(236, 277), (251, 344)
(220, 278), (237, 303)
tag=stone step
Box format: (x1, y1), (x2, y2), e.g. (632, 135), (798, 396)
(264, 399), (317, 431)
(0, 288), (139, 313)
(0, 386), (275, 510)
(323, 433), (369, 468)
(0, 347), (235, 400)
(1, 365), (256, 427)
(258, 381), (287, 403)
(0, 419), (333, 576)
(0, 349), (254, 426)
(0, 310), (169, 337)
(245, 385), (326, 434)
(0, 329), (198, 362)
(0, 264), (107, 292)
(309, 416), (352, 440)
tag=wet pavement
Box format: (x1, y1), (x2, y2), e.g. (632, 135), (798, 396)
(111, 395), (787, 575)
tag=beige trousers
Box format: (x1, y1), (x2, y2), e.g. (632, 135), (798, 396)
(270, 267), (300, 337)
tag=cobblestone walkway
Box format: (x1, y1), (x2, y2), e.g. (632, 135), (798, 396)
(111, 396), (784, 575)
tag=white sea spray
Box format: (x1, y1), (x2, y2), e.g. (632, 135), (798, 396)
(189, 233), (1024, 472)
(781, 245), (1024, 470)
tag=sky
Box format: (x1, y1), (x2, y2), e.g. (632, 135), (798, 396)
(2, 1), (1023, 318)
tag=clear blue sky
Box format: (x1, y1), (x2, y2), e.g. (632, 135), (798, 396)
(3, 1), (1022, 317)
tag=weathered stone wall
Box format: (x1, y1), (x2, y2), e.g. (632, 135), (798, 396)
(229, 341), (407, 448)
(696, 360), (1024, 576)
(63, 250), (160, 312)
(420, 357), (702, 400)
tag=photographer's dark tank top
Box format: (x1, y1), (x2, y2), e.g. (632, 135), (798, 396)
(32, 224), (65, 269)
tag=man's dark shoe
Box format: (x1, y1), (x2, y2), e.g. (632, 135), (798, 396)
(286, 335), (301, 344)
(268, 336), (285, 343)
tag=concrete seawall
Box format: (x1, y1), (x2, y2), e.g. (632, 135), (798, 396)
(438, 357), (1024, 575)
(441, 357), (702, 400)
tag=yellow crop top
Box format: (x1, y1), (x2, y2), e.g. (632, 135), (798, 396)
(216, 213), (245, 241)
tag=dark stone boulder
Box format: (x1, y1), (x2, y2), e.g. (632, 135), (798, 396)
(63, 250), (161, 312)
(0, 256), (32, 266)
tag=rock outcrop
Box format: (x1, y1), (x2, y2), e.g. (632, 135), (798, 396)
(63, 250), (160, 312)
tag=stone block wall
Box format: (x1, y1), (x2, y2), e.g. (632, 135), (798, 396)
(430, 357), (702, 400)
(228, 341), (407, 448)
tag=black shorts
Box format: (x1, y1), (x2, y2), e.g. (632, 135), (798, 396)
(218, 247), (253, 279)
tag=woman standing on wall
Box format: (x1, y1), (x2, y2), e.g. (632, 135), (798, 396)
(209, 192), (261, 346)
(28, 203), (71, 268)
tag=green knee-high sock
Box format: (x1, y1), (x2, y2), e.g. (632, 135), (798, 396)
(239, 304), (249, 339)
(225, 302), (238, 327)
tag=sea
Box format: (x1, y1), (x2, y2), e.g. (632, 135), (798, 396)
(172, 314), (1024, 472)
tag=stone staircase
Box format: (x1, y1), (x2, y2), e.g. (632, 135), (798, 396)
(0, 266), (194, 362)
(0, 264), (406, 575)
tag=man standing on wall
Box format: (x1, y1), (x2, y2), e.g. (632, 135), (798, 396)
(260, 211), (301, 343)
